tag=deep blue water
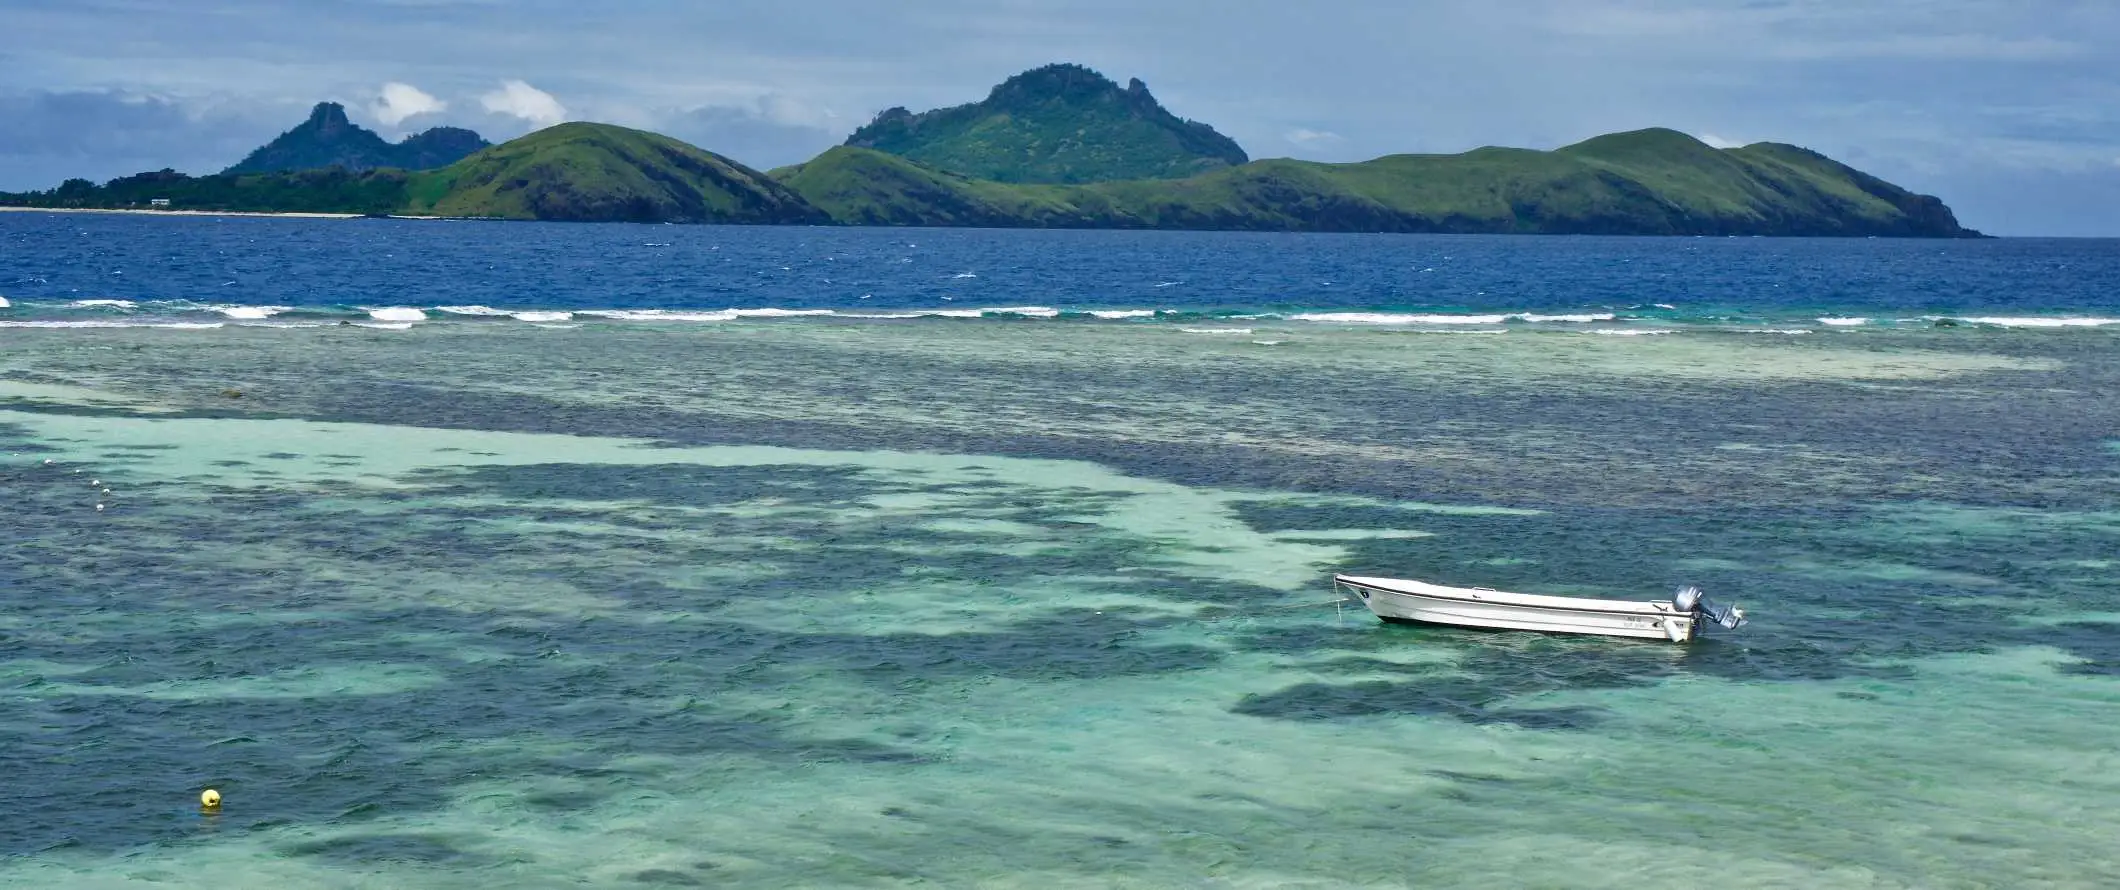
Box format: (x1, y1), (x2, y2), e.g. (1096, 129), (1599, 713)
(3, 213), (2119, 323)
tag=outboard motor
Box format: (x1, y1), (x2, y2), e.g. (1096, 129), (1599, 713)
(1673, 585), (1747, 631)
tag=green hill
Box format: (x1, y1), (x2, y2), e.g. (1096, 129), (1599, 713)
(224, 102), (489, 174)
(402, 122), (829, 223)
(3, 123), (829, 224)
(843, 63), (1248, 184)
(770, 147), (1079, 226)
(0, 167), (411, 215)
(3, 118), (1975, 236)
(774, 129), (1976, 236)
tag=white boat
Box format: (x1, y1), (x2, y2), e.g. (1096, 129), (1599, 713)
(1333, 574), (1746, 642)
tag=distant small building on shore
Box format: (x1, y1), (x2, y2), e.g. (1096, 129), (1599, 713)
(150, 198), (171, 207)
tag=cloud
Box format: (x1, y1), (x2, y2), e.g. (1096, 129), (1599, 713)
(755, 93), (840, 130)
(0, 89), (299, 189)
(1766, 34), (2084, 62)
(2, 1), (2116, 232)
(658, 98), (843, 170)
(372, 82), (446, 126)
(1696, 132), (1744, 149)
(1284, 128), (1343, 147)
(1543, 2), (2089, 61)
(479, 80), (567, 126)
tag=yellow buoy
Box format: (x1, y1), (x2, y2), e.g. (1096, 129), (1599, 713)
(200, 789), (221, 809)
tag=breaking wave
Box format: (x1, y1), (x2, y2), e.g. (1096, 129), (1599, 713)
(0, 320), (224, 329)
(1951, 316), (2120, 328)
(211, 305), (290, 320)
(1288, 312), (1616, 325)
(0, 297), (2113, 337)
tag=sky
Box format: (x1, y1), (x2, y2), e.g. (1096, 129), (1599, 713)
(1, 0), (2115, 235)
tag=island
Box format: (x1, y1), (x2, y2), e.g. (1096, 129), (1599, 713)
(226, 102), (488, 175)
(0, 64), (1982, 237)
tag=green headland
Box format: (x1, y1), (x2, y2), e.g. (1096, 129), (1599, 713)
(844, 63), (1249, 184)
(225, 102), (488, 175)
(400, 123), (826, 224)
(0, 65), (1981, 236)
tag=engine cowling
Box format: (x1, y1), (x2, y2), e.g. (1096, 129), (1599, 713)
(1673, 586), (1746, 631)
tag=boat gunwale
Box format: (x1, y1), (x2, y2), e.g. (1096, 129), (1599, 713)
(1333, 574), (1680, 617)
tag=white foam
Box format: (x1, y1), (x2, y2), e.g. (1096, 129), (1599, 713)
(1292, 312), (1508, 325)
(1406, 329), (1507, 335)
(211, 305), (289, 320)
(366, 307), (427, 322)
(68, 299), (137, 309)
(578, 309), (738, 322)
(0, 320), (222, 329)
(0, 296), (10, 308)
(1295, 311), (1615, 325)
(434, 305), (512, 317)
(840, 309), (983, 319)
(1818, 317), (1868, 326)
(1181, 328), (1253, 335)
(1654, 303), (1678, 309)
(950, 272), (978, 279)
(509, 311), (574, 323)
(575, 308), (840, 322)
(1734, 329), (1813, 335)
(353, 322), (415, 330)
(1251, 339), (1283, 346)
(1088, 310), (1159, 319)
(1518, 313), (1616, 323)
(1958, 316), (2120, 328)
(729, 308), (835, 318)
(1591, 329), (1679, 336)
(863, 306), (1055, 319)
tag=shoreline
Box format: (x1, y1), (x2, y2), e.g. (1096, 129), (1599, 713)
(0, 204), (2005, 237)
(0, 206), (364, 220)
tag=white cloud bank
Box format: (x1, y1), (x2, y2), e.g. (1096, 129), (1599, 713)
(1285, 128), (1343, 146)
(480, 80), (567, 126)
(1696, 132), (1744, 148)
(372, 82), (445, 126)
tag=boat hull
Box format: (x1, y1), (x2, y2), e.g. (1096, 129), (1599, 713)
(1334, 575), (1698, 642)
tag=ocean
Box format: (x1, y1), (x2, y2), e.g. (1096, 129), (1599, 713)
(3, 212), (2118, 888)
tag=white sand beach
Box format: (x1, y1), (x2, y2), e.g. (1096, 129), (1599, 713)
(0, 206), (362, 219)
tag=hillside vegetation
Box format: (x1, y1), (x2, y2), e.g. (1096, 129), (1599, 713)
(2, 66), (1978, 238)
(844, 63), (1248, 184)
(401, 123), (826, 223)
(774, 128), (1972, 236)
(224, 103), (487, 174)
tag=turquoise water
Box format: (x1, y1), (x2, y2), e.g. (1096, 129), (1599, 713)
(3, 220), (2120, 887)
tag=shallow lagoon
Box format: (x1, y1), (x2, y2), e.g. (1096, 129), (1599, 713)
(3, 320), (2116, 888)
(3, 223), (2119, 887)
